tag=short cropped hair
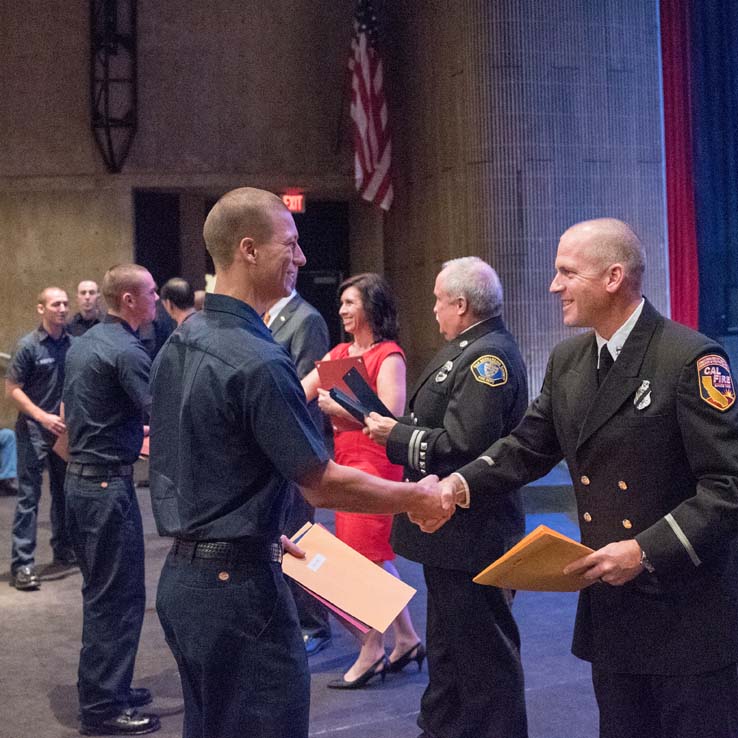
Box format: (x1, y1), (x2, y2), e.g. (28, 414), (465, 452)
(102, 264), (150, 311)
(579, 218), (646, 291)
(439, 257), (503, 320)
(339, 273), (399, 342)
(37, 287), (67, 306)
(160, 277), (194, 310)
(203, 187), (289, 269)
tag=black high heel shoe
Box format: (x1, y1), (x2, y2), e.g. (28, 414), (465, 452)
(327, 655), (389, 689)
(388, 642), (426, 673)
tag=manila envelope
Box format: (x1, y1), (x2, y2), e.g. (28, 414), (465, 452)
(473, 524), (594, 592)
(283, 522), (416, 633)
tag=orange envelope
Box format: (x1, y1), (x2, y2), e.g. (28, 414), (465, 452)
(283, 522), (416, 633)
(473, 524), (594, 592)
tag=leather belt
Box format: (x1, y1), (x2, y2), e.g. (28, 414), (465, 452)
(171, 538), (283, 564)
(67, 462), (134, 478)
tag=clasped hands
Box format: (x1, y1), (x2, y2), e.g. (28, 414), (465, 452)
(408, 474), (463, 534)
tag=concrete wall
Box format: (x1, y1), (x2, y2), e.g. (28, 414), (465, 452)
(382, 0), (667, 389)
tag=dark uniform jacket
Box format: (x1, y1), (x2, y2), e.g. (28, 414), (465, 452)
(389, 316), (528, 572)
(458, 299), (738, 675)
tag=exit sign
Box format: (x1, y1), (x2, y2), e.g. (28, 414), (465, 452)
(281, 193), (305, 213)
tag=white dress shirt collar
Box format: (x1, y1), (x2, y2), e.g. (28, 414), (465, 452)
(595, 298), (645, 364)
(266, 290), (297, 327)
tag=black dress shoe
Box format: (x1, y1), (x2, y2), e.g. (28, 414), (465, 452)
(127, 688), (152, 708)
(388, 642), (426, 673)
(303, 633), (332, 656)
(39, 558), (80, 581)
(12, 565), (40, 591)
(80, 709), (160, 735)
(327, 655), (388, 689)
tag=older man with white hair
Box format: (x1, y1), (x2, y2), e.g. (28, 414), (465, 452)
(366, 256), (529, 738)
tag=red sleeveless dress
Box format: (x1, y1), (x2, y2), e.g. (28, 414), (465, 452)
(328, 340), (404, 562)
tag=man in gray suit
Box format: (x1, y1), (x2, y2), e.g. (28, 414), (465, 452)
(266, 274), (333, 655)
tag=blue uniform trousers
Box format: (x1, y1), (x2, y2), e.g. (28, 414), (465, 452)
(11, 419), (71, 572)
(157, 552), (310, 738)
(64, 471), (146, 722)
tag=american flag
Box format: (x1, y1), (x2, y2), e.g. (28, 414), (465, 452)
(349, 0), (393, 211)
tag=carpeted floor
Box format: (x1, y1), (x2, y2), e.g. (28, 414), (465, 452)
(0, 462), (598, 738)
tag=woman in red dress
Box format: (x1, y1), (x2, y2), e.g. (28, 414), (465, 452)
(302, 273), (424, 688)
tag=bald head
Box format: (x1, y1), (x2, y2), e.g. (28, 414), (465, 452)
(562, 218), (645, 295)
(203, 187), (290, 269)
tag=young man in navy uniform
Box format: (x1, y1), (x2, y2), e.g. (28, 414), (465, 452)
(68, 280), (102, 337)
(63, 264), (160, 735)
(366, 257), (529, 738)
(433, 218), (738, 738)
(149, 187), (448, 738)
(6, 286), (75, 590)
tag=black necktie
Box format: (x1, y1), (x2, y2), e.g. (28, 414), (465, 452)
(597, 343), (614, 387)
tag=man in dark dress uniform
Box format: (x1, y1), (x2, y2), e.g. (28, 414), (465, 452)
(6, 286), (75, 590)
(433, 219), (738, 738)
(366, 257), (529, 738)
(148, 187), (447, 738)
(266, 279), (333, 655)
(63, 264), (160, 735)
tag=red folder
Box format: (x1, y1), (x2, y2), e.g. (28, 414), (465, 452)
(315, 356), (370, 397)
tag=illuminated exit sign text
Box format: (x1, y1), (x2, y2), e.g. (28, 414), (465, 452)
(281, 193), (305, 213)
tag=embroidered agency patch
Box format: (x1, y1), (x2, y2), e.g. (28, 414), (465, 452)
(697, 354), (736, 411)
(470, 355), (508, 387)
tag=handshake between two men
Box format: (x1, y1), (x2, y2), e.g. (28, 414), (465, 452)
(363, 411), (464, 534)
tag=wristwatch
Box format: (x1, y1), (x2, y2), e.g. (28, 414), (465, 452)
(640, 547), (656, 574)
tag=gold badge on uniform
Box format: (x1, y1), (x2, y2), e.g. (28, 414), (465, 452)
(470, 355), (508, 387)
(697, 354), (736, 411)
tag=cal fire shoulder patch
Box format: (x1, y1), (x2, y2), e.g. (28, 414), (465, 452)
(697, 354), (736, 411)
(471, 355), (508, 388)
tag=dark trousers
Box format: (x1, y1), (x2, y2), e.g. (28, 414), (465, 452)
(592, 664), (738, 738)
(11, 418), (71, 572)
(284, 484), (331, 638)
(157, 552), (310, 738)
(65, 472), (146, 722)
(419, 565), (528, 738)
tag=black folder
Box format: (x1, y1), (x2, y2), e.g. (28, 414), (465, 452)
(342, 367), (396, 419)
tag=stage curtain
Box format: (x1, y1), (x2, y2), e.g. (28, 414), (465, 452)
(690, 0), (738, 337)
(660, 0), (699, 328)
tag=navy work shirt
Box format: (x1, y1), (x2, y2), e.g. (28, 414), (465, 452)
(67, 313), (100, 337)
(149, 293), (329, 541)
(63, 315), (152, 464)
(7, 327), (72, 421)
